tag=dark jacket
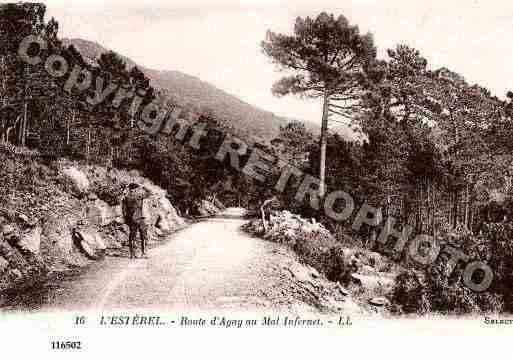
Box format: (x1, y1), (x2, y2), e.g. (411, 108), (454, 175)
(122, 187), (151, 223)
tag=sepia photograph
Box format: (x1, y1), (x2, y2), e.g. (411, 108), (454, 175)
(0, 0), (512, 356)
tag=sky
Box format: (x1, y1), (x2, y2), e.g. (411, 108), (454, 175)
(44, 0), (513, 124)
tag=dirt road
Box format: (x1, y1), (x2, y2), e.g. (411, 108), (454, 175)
(2, 208), (361, 314)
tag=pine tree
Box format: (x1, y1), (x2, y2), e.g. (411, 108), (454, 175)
(262, 12), (376, 196)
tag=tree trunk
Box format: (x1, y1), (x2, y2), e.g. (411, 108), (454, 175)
(416, 181), (422, 233)
(431, 184), (436, 236)
(385, 193), (391, 221)
(21, 102), (27, 147)
(319, 90), (329, 198)
(469, 201), (474, 233)
(86, 125), (91, 163)
(464, 183), (470, 229)
(453, 191), (459, 229)
(66, 110), (74, 146)
(427, 179), (432, 235)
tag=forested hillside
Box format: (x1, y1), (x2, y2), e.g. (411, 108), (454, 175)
(62, 38), (296, 142)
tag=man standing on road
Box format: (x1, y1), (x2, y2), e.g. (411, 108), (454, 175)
(122, 183), (152, 259)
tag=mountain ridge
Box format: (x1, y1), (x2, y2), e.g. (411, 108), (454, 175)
(62, 38), (357, 143)
(63, 38), (294, 142)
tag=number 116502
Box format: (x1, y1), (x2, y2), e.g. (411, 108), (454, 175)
(51, 341), (82, 350)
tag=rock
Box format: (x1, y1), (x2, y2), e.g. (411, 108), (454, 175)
(288, 264), (321, 284)
(0, 256), (8, 272)
(282, 210), (293, 219)
(17, 226), (42, 255)
(369, 297), (389, 307)
(200, 200), (219, 215)
(85, 199), (118, 226)
(351, 274), (395, 295)
(194, 201), (213, 217)
(16, 213), (37, 227)
(254, 210), (333, 244)
(74, 228), (106, 259)
(337, 283), (350, 296)
(359, 264), (376, 275)
(1, 224), (15, 237)
(145, 196), (185, 234)
(61, 167), (90, 197)
(10, 268), (22, 280)
(310, 267), (320, 279)
(155, 214), (171, 233)
(17, 213), (29, 224)
(42, 216), (73, 255)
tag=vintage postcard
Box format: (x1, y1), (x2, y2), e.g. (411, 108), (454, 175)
(0, 0), (512, 356)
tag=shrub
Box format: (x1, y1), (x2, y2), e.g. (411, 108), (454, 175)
(392, 261), (505, 315)
(424, 266), (480, 314)
(92, 180), (126, 206)
(292, 231), (338, 279)
(392, 269), (431, 315)
(478, 222), (513, 311)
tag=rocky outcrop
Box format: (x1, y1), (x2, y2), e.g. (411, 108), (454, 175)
(351, 273), (395, 293)
(85, 194), (120, 226)
(0, 161), (186, 294)
(243, 209), (398, 312)
(61, 166), (90, 197)
(41, 215), (74, 257)
(244, 210), (333, 245)
(73, 228), (106, 259)
(191, 199), (221, 217)
(0, 256), (8, 272)
(17, 225), (42, 255)
(146, 195), (186, 236)
(70, 165), (186, 237)
(1, 215), (42, 256)
(282, 259), (363, 314)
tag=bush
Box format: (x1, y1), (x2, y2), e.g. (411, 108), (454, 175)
(392, 263), (504, 315)
(478, 222), (513, 311)
(425, 266), (481, 314)
(392, 269), (431, 315)
(293, 231), (338, 279)
(92, 181), (126, 206)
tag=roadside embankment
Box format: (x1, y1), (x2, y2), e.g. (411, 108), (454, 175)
(0, 145), (190, 298)
(242, 210), (401, 314)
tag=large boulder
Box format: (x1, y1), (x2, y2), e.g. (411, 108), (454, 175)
(17, 225), (42, 255)
(190, 199), (220, 217)
(85, 197), (119, 226)
(200, 200), (219, 216)
(1, 224), (15, 237)
(73, 228), (106, 259)
(251, 210), (333, 244)
(61, 167), (90, 197)
(145, 196), (185, 235)
(41, 215), (73, 256)
(369, 297), (390, 307)
(351, 273), (395, 295)
(0, 255), (8, 272)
